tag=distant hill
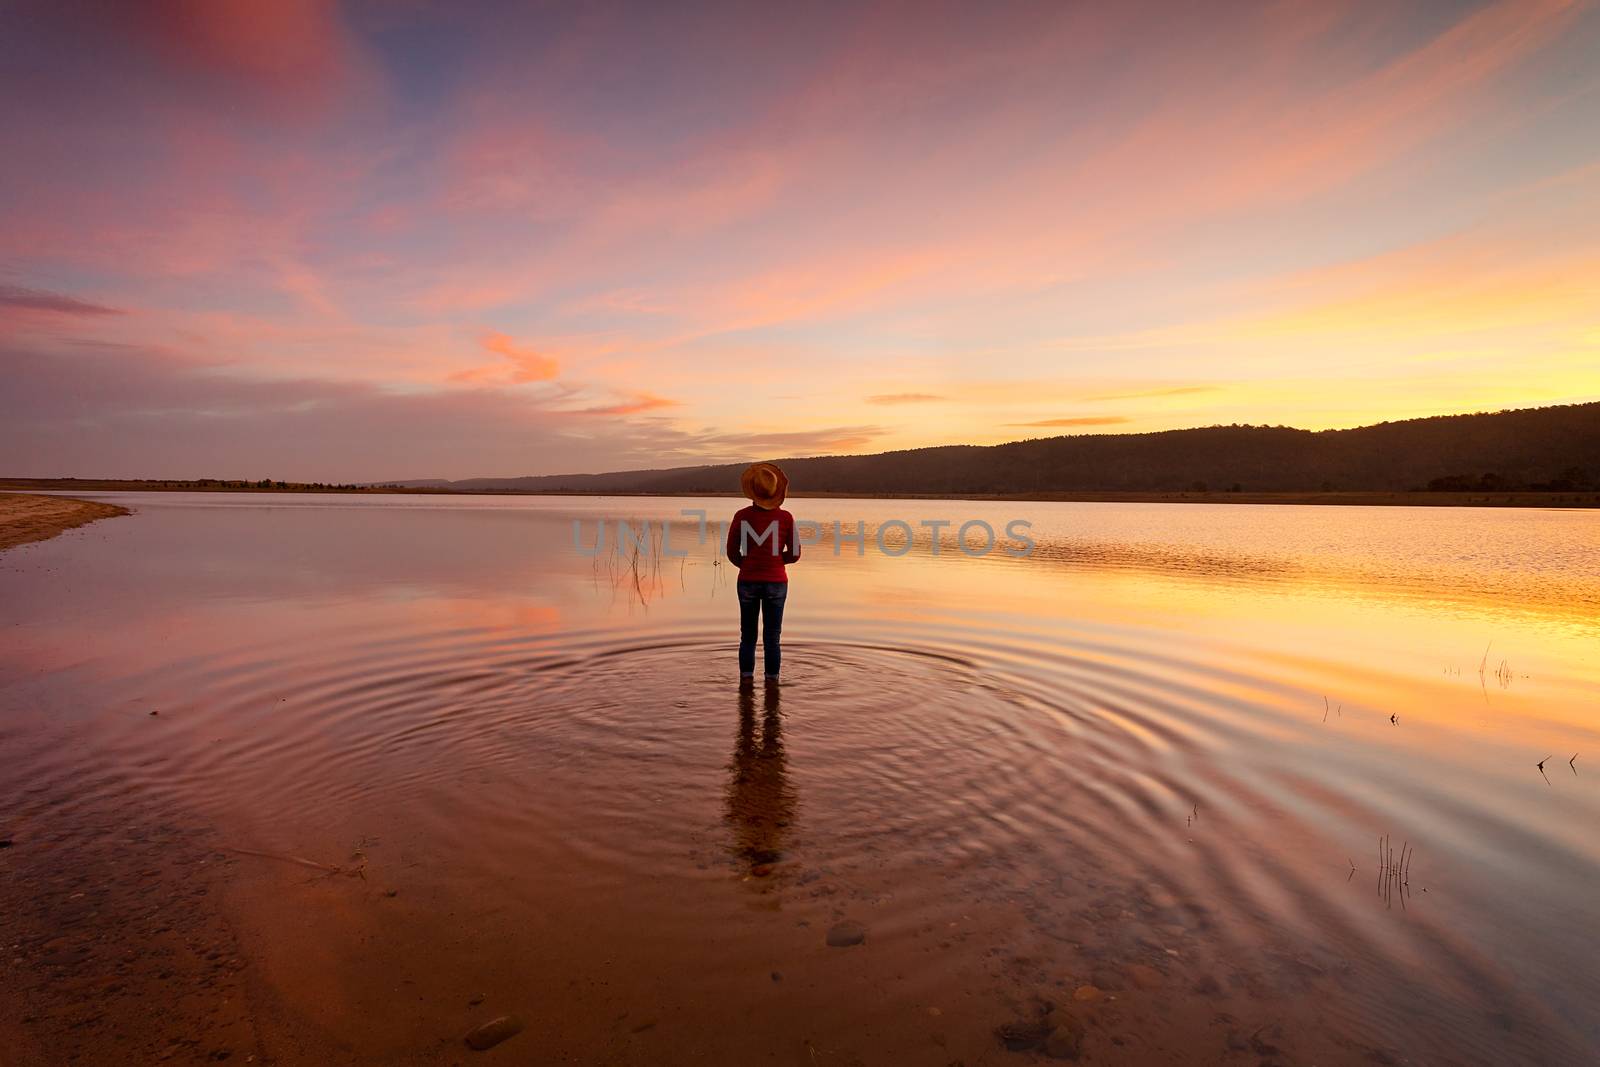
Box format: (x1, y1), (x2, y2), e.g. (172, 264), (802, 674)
(406, 402), (1600, 497)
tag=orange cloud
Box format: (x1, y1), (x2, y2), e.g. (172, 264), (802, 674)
(5, 1), (1596, 478)
(1005, 416), (1132, 428)
(866, 392), (945, 405)
(1083, 386), (1215, 402)
(452, 331), (560, 384)
(574, 391), (679, 416)
(700, 425), (888, 456)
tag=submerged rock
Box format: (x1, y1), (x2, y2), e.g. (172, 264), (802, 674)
(1089, 968), (1125, 991)
(825, 920), (866, 947)
(1044, 1015), (1084, 1060)
(995, 1019), (1051, 1051)
(464, 1014), (525, 1051)
(1126, 963), (1164, 989)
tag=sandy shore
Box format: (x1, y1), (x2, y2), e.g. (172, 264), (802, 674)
(0, 494), (129, 551)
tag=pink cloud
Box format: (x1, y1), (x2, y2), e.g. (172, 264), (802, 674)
(2, 1), (1594, 477)
(0, 339), (839, 480)
(396, 0), (1582, 354)
(0, 286), (122, 317)
(136, 0), (372, 118)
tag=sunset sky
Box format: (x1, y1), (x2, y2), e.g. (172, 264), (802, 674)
(3, 0), (1598, 481)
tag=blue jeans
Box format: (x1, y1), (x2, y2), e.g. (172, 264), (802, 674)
(737, 580), (787, 677)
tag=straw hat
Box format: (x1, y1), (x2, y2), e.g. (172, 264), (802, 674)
(740, 462), (788, 508)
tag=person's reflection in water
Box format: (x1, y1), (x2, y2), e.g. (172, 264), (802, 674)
(725, 680), (796, 882)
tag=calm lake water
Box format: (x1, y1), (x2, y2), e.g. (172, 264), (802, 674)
(3, 493), (1598, 1064)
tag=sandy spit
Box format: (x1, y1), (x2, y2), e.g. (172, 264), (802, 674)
(0, 493), (129, 551)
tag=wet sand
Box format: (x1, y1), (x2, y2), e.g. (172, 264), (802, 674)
(1, 789), (260, 1064)
(0, 741), (1360, 1066)
(0, 493), (128, 552)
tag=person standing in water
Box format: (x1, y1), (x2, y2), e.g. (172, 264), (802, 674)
(725, 462), (799, 682)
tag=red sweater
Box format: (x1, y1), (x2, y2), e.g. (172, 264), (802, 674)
(725, 505), (800, 582)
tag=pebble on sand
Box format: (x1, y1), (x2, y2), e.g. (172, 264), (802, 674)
(824, 920), (866, 947)
(1145, 886), (1178, 909)
(1125, 963), (1164, 990)
(996, 1011), (1084, 1059)
(464, 1015), (525, 1051)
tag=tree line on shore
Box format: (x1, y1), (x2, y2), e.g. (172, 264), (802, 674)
(8, 402), (1596, 499)
(0, 477), (432, 493)
(425, 402), (1600, 497)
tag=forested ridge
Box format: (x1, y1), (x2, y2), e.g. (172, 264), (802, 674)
(420, 402), (1600, 496)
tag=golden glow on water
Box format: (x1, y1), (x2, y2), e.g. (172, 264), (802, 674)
(2, 494), (1597, 1063)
